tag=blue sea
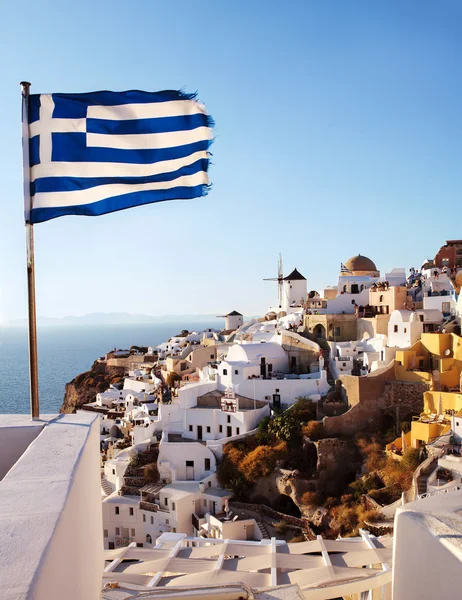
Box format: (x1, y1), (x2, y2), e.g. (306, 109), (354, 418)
(0, 322), (216, 414)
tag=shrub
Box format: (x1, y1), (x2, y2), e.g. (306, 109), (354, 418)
(300, 491), (321, 506)
(267, 414), (301, 445)
(324, 496), (339, 509)
(302, 421), (325, 441)
(274, 520), (289, 534)
(240, 442), (288, 482)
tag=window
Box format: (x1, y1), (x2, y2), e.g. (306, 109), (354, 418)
(208, 481), (212, 487)
(129, 508), (134, 516)
(172, 502), (176, 511)
(223, 368), (228, 375)
(219, 425), (223, 433)
(143, 514), (146, 522)
(457, 422), (460, 427)
(379, 295), (384, 302)
(210, 354), (214, 359)
(164, 497), (168, 506)
(150, 516), (154, 524)
(335, 327), (341, 336)
(166, 519), (169, 525)
(189, 425), (193, 432)
(146, 534), (152, 544)
(227, 415), (231, 423)
(205, 458), (211, 471)
(234, 369), (239, 375)
(112, 469), (115, 475)
(131, 529), (135, 537)
(419, 315), (424, 322)
(206, 426), (211, 433)
(236, 427), (240, 435)
(115, 527), (120, 536)
(115, 507), (119, 515)
(104, 529), (108, 538)
(404, 328), (407, 333)
(394, 325), (398, 333)
(204, 499), (208, 507)
(172, 528), (177, 533)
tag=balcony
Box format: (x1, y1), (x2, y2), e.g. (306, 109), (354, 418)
(140, 501), (158, 512)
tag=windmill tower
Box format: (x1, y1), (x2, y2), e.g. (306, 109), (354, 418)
(264, 254), (284, 309)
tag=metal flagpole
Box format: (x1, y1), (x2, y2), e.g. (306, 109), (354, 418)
(21, 81), (40, 420)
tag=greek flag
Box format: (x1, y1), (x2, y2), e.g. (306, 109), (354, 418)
(23, 90), (213, 224)
(340, 263), (351, 273)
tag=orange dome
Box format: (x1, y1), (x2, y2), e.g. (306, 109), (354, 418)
(343, 254), (378, 273)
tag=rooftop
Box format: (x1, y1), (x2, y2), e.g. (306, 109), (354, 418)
(102, 531), (393, 597)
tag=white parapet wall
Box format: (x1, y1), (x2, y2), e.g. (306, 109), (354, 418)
(392, 489), (462, 600)
(0, 412), (103, 600)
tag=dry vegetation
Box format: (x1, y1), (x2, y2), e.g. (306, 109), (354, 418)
(217, 401), (422, 537)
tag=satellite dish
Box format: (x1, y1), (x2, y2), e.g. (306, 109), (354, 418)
(444, 348), (451, 356)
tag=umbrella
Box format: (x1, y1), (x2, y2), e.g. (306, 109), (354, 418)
(437, 393), (443, 416)
(401, 430), (407, 453)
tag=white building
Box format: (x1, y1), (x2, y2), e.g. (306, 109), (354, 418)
(218, 310), (244, 332)
(282, 268), (307, 313)
(216, 341), (329, 406)
(387, 309), (444, 348)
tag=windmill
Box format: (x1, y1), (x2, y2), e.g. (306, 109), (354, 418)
(264, 254), (284, 308)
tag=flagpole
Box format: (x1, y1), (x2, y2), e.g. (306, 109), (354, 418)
(21, 81), (40, 420)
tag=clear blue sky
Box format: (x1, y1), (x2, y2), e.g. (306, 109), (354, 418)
(1, 0), (461, 322)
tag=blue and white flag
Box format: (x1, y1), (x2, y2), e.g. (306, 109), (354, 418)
(340, 263), (351, 273)
(23, 90), (213, 224)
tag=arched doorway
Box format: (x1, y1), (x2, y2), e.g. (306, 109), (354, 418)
(313, 324), (326, 339)
(146, 534), (152, 544)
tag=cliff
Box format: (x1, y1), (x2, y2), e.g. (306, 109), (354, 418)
(60, 360), (125, 414)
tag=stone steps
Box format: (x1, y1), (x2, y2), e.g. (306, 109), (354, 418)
(255, 518), (270, 539)
(101, 474), (114, 497)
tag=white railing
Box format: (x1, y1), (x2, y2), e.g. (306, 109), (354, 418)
(418, 485), (462, 500)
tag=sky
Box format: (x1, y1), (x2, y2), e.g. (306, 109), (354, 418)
(0, 0), (461, 322)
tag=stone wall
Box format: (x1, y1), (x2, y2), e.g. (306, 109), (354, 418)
(323, 362), (398, 436)
(229, 501), (316, 539)
(381, 380), (427, 418)
(281, 331), (320, 374)
(323, 361), (428, 436)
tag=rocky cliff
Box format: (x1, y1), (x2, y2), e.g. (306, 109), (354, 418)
(60, 360), (125, 414)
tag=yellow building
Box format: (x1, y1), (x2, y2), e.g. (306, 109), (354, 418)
(388, 333), (462, 450)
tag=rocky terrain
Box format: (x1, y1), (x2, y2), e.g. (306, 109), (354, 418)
(60, 360), (125, 413)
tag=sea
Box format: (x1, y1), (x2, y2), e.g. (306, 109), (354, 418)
(0, 321), (216, 414)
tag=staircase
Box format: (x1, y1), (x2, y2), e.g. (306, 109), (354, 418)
(101, 474), (114, 497)
(255, 518), (270, 539)
(321, 348), (335, 387)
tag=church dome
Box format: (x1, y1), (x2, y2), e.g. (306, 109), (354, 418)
(342, 254), (379, 276)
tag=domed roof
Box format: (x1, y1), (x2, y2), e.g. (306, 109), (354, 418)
(344, 254), (378, 273)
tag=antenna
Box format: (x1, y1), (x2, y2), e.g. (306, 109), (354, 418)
(264, 253), (284, 308)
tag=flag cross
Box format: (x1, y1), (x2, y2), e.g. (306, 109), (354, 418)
(28, 95), (85, 164)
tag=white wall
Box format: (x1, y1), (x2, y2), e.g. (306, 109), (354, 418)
(0, 413), (103, 600)
(158, 441), (216, 481)
(387, 311), (422, 348)
(230, 371), (329, 405)
(393, 492), (462, 600)
(102, 495), (142, 549)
